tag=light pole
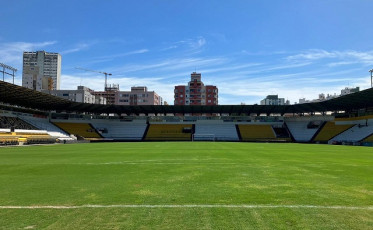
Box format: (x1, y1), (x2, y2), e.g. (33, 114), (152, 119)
(370, 69), (373, 88)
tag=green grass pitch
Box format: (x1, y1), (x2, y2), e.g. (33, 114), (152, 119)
(0, 142), (372, 229)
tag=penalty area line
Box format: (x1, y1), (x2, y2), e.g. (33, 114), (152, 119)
(0, 205), (372, 210)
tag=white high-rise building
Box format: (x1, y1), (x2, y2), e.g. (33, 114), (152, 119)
(22, 51), (61, 91)
(260, 95), (286, 105)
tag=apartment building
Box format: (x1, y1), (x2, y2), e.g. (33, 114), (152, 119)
(174, 72), (218, 105)
(22, 51), (61, 91)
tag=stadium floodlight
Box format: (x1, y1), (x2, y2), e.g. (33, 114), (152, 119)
(0, 63), (17, 84)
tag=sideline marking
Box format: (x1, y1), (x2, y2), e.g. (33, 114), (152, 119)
(0, 204), (372, 210)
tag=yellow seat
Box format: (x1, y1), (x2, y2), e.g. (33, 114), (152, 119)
(145, 124), (192, 141)
(238, 125), (276, 141)
(54, 122), (101, 138)
(314, 122), (353, 142)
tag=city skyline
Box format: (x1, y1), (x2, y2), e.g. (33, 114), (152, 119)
(1, 0), (373, 105)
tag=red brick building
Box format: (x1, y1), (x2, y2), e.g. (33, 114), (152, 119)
(174, 72), (218, 105)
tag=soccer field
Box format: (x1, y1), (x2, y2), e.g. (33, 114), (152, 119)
(0, 142), (372, 229)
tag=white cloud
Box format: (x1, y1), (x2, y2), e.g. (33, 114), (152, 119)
(45, 46), (373, 105)
(287, 49), (373, 65)
(60, 42), (94, 55)
(0, 41), (57, 68)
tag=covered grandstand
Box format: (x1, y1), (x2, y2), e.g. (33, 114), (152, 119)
(1, 80), (373, 145)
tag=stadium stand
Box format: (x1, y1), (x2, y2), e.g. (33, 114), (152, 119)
(363, 134), (373, 142)
(272, 126), (291, 139)
(0, 115), (36, 130)
(0, 129), (55, 145)
(238, 124), (277, 141)
(285, 120), (325, 142)
(329, 119), (373, 143)
(19, 115), (74, 141)
(194, 121), (239, 141)
(1, 80), (373, 146)
(91, 120), (147, 140)
(0, 131), (18, 145)
(145, 124), (192, 141)
(53, 122), (101, 139)
(313, 121), (354, 142)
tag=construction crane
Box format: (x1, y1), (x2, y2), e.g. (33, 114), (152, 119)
(75, 67), (112, 91)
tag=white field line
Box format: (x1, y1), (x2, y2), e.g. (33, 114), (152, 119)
(83, 162), (241, 165)
(0, 204), (372, 210)
(0, 162), (246, 165)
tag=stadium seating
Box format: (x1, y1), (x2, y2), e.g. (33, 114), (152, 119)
(145, 124), (192, 141)
(0, 131), (18, 145)
(194, 123), (239, 141)
(363, 134), (373, 142)
(15, 130), (55, 144)
(91, 120), (147, 140)
(238, 124), (277, 141)
(313, 122), (354, 142)
(330, 120), (373, 143)
(53, 122), (101, 139)
(19, 116), (73, 141)
(285, 121), (322, 142)
(0, 116), (36, 130)
(0, 129), (55, 145)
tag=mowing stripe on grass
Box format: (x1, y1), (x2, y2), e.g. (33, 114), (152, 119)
(1, 205), (372, 210)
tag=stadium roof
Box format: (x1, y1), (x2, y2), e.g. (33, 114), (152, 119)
(1, 81), (373, 115)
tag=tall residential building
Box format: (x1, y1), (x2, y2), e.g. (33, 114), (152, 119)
(260, 95), (286, 105)
(174, 72), (218, 105)
(22, 51), (61, 91)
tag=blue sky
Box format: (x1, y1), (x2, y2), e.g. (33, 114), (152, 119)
(1, 0), (373, 104)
